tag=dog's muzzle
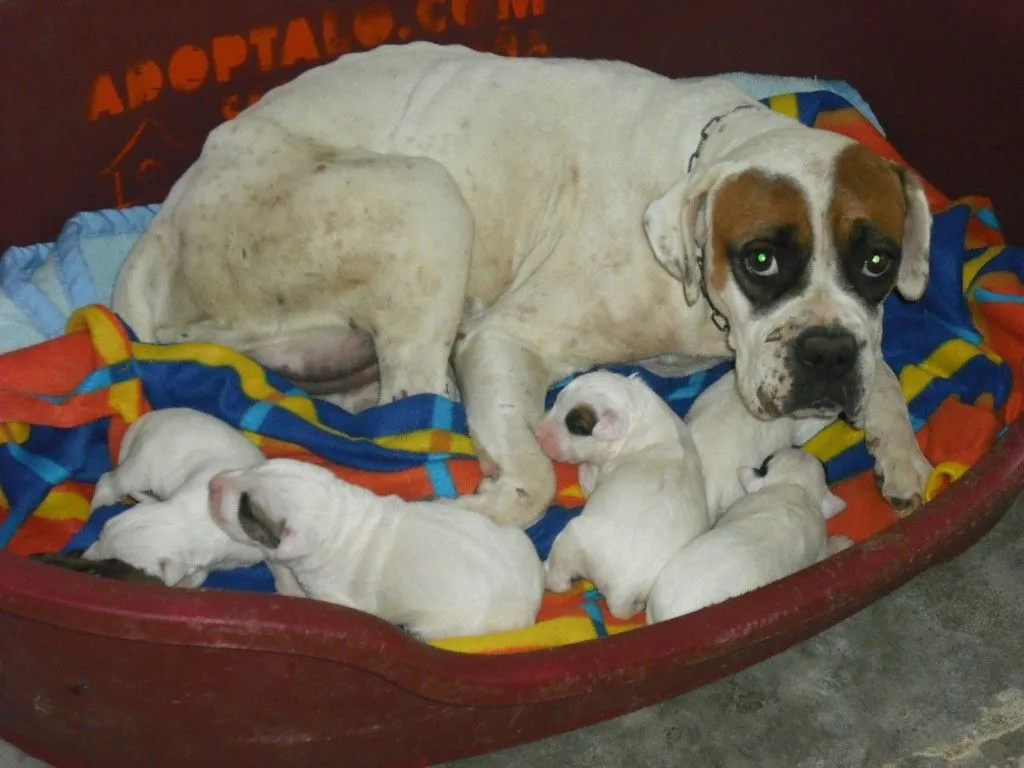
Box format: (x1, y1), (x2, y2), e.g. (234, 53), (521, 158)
(786, 326), (863, 416)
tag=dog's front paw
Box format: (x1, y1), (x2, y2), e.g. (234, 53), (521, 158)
(455, 471), (554, 529)
(871, 440), (933, 517)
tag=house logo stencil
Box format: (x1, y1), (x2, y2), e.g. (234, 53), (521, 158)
(103, 118), (187, 208)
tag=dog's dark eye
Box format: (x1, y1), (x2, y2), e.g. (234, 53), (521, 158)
(861, 249), (895, 278)
(742, 245), (779, 277)
(565, 405), (598, 436)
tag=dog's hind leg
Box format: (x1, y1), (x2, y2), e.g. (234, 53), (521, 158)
(452, 326), (557, 528)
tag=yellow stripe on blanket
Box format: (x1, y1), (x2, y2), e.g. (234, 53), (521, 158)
(767, 93), (800, 119)
(963, 245), (1006, 291)
(376, 429), (476, 456)
(431, 614), (645, 654)
(67, 306), (133, 365)
(33, 489), (92, 522)
(0, 422), (31, 446)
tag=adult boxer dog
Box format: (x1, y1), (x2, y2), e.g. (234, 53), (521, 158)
(113, 42), (934, 528)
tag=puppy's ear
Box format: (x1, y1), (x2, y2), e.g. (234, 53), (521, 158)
(737, 466), (765, 494)
(237, 492), (312, 562)
(237, 492), (285, 549)
(643, 165), (725, 306)
(592, 409), (628, 442)
(893, 165), (931, 301)
(819, 490), (847, 521)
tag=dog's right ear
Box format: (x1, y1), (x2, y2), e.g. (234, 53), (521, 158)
(643, 165), (725, 306)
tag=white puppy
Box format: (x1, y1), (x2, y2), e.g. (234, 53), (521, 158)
(85, 474), (274, 588)
(685, 371), (835, 523)
(84, 408), (286, 589)
(647, 448), (852, 624)
(91, 407), (265, 508)
(534, 371), (709, 620)
(206, 458), (545, 641)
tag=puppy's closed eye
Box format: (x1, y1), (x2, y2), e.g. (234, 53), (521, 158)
(238, 492), (285, 548)
(565, 405), (598, 436)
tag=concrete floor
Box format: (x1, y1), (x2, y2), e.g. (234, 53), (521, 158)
(3, 495), (1023, 768)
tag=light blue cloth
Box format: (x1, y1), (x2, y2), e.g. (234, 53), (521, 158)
(0, 73), (881, 356)
(0, 206), (159, 353)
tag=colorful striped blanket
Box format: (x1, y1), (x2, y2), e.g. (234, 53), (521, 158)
(2, 91), (1022, 654)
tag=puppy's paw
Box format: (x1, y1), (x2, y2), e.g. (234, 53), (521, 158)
(455, 471), (555, 529)
(872, 443), (932, 517)
(90, 472), (122, 510)
(543, 559), (573, 593)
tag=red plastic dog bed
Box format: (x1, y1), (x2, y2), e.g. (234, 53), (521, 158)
(2, 2), (1023, 766)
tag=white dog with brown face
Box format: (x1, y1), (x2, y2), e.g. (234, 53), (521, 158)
(84, 408), (289, 589)
(647, 448), (853, 624)
(535, 371), (709, 620)
(113, 42), (934, 530)
(206, 458), (545, 641)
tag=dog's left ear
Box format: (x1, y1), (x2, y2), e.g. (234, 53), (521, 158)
(893, 165), (932, 301)
(592, 409), (628, 442)
(643, 164), (726, 306)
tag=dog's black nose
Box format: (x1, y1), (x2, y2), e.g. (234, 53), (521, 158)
(794, 327), (859, 380)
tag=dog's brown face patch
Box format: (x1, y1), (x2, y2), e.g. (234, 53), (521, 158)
(711, 170), (813, 311)
(828, 143), (907, 305)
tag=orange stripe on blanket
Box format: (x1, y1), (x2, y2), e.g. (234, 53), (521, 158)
(0, 330), (98, 400)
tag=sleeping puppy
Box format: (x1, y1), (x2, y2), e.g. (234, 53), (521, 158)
(685, 371), (835, 523)
(206, 458), (545, 641)
(647, 447), (852, 624)
(84, 474), (287, 589)
(534, 371), (709, 620)
(91, 407), (266, 509)
(84, 407), (296, 590)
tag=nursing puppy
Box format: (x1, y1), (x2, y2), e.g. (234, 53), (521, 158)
(647, 448), (852, 624)
(84, 408), (288, 589)
(91, 407), (265, 509)
(206, 458), (545, 641)
(535, 371), (709, 620)
(685, 371), (835, 523)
